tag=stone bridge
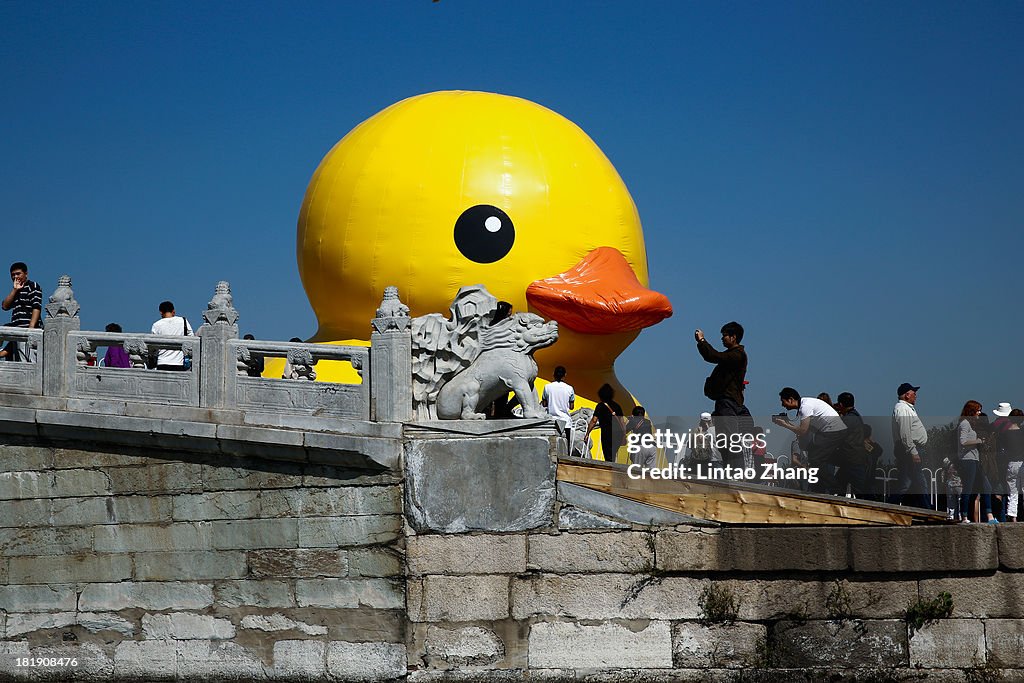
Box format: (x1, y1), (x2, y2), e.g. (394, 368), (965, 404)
(0, 277), (1022, 681)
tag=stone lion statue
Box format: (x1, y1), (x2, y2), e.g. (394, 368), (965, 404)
(435, 312), (558, 420)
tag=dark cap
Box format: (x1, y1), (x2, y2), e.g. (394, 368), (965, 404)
(897, 383), (920, 396)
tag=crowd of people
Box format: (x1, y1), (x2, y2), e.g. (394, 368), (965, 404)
(543, 318), (1024, 522)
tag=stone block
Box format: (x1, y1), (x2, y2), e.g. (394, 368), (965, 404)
(106, 462), (203, 495)
(0, 525), (92, 556)
(407, 534), (526, 576)
(249, 549), (349, 578)
(6, 610), (133, 638)
(8, 553), (132, 584)
(211, 518), (298, 549)
(46, 492), (170, 525)
(557, 481), (713, 527)
(297, 515), (402, 548)
(920, 574), (1024, 618)
(272, 640), (327, 679)
(409, 575), (510, 622)
(142, 612), (236, 640)
(241, 614), (328, 636)
(327, 642), (407, 681)
(134, 550), (247, 580)
(997, 524), (1024, 569)
(172, 490), (261, 521)
(405, 437), (555, 533)
(79, 581), (214, 611)
(0, 444), (51, 472)
(113, 640), (178, 680)
(725, 578), (918, 621)
(202, 460), (305, 492)
(303, 466), (401, 489)
(528, 531), (653, 573)
(771, 619), (908, 668)
(672, 622), (766, 669)
(50, 496), (115, 526)
(0, 470), (49, 500)
(175, 640), (268, 680)
(528, 620), (673, 669)
(75, 612), (136, 635)
(0, 498), (49, 527)
(851, 526), (998, 572)
(215, 580), (294, 608)
(111, 494), (174, 523)
(909, 619), (985, 668)
(5, 611), (76, 637)
(512, 573), (705, 621)
(349, 548), (403, 578)
(0, 584), (77, 612)
(295, 578), (404, 609)
(424, 625), (506, 669)
(557, 506), (630, 530)
(260, 486), (402, 517)
(93, 521), (213, 553)
(986, 618), (1024, 668)
(656, 527), (852, 573)
(51, 447), (141, 469)
(50, 468), (113, 498)
(22, 642), (115, 678)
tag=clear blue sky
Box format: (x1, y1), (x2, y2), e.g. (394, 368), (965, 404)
(2, 2), (1022, 422)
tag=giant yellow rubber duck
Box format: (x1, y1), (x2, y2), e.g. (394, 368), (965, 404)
(295, 90), (672, 415)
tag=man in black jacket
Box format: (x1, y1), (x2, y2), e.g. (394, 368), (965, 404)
(695, 321), (751, 468)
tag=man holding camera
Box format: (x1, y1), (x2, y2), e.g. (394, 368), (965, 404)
(772, 387), (848, 494)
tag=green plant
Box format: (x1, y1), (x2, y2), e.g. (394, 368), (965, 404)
(826, 579), (853, 621)
(698, 583), (740, 624)
(904, 591), (954, 634)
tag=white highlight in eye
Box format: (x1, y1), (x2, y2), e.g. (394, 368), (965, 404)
(484, 216), (502, 232)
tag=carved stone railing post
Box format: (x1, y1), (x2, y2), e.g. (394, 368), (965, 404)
(197, 281), (239, 409)
(42, 275), (81, 398)
(370, 286), (412, 422)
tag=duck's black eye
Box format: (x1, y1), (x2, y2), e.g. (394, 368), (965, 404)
(454, 205), (515, 263)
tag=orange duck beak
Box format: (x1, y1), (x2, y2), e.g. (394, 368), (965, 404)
(526, 247), (673, 335)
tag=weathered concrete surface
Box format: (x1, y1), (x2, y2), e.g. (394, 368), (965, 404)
(528, 531), (653, 573)
(528, 621), (673, 669)
(850, 525), (998, 572)
(908, 619), (985, 669)
(771, 620), (908, 668)
(407, 534), (527, 575)
(423, 626), (507, 669)
(672, 622), (765, 669)
(405, 436), (556, 533)
(658, 528), (850, 572)
(556, 482), (714, 527)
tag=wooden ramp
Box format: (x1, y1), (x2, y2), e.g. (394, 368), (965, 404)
(557, 458), (949, 526)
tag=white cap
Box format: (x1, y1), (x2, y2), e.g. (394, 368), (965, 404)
(993, 402), (1013, 417)
(700, 412), (712, 421)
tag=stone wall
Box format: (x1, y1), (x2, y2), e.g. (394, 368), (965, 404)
(4, 428), (1024, 681)
(0, 437), (406, 681)
(405, 525), (1024, 681)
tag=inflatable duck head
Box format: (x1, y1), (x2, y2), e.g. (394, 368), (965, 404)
(297, 90), (672, 406)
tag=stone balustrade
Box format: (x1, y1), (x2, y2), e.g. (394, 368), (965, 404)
(0, 277), (411, 426)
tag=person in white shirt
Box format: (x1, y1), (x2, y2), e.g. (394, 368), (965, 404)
(541, 366), (575, 436)
(682, 412), (722, 466)
(150, 300), (194, 370)
(890, 382), (929, 508)
(772, 387), (847, 493)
